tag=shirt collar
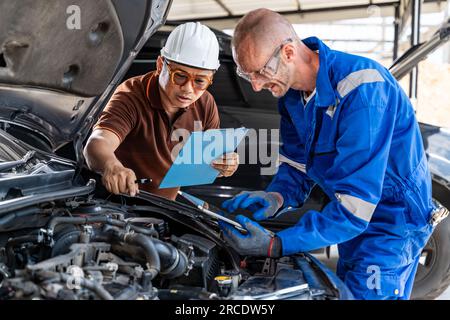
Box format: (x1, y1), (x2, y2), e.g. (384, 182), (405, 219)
(303, 88), (316, 105)
(146, 72), (164, 110)
(301, 37), (338, 108)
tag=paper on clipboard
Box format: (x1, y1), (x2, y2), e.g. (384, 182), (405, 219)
(159, 127), (248, 189)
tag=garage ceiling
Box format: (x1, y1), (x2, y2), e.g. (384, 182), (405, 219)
(168, 0), (397, 20)
(166, 0), (444, 29)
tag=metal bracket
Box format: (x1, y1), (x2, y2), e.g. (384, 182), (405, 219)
(430, 203), (449, 227)
(261, 258), (276, 275)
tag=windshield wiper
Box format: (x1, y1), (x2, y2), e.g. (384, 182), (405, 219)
(0, 151), (35, 173)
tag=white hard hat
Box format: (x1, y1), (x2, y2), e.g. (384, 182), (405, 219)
(161, 22), (220, 70)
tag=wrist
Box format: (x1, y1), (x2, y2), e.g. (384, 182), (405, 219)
(268, 192), (284, 207)
(102, 158), (123, 174)
(268, 236), (282, 258)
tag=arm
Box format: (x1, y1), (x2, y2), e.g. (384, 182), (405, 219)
(84, 129), (121, 174)
(84, 129), (138, 196)
(277, 90), (396, 255)
(84, 80), (140, 196)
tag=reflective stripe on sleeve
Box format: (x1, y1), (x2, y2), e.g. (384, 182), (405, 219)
(279, 154), (306, 174)
(335, 193), (376, 222)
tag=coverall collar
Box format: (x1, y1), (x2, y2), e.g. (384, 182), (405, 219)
(301, 37), (337, 108)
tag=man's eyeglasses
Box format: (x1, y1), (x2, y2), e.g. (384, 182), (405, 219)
(164, 60), (213, 90)
(236, 38), (293, 82)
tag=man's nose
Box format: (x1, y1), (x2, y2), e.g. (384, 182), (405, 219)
(181, 79), (194, 93)
(250, 78), (265, 92)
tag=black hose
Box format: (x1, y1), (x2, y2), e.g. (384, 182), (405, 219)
(47, 216), (111, 233)
(117, 232), (160, 280)
(6, 234), (41, 269)
(0, 207), (41, 230)
(152, 238), (188, 279)
(111, 238), (188, 279)
(152, 238), (178, 270)
(47, 219), (187, 279)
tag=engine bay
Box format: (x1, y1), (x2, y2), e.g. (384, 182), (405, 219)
(0, 134), (341, 300)
(0, 195), (333, 300)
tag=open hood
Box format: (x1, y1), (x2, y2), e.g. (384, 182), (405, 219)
(0, 0), (172, 151)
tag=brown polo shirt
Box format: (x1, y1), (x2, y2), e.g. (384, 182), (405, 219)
(94, 71), (220, 200)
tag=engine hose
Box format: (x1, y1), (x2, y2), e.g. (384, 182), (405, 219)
(47, 216), (159, 238)
(47, 216), (111, 234)
(47, 223), (186, 279)
(109, 227), (188, 279)
(117, 232), (160, 280)
(6, 234), (41, 270)
(111, 237), (189, 279)
(108, 219), (159, 237)
(152, 238), (189, 279)
(0, 207), (41, 230)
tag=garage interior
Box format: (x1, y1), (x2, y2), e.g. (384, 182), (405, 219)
(0, 0), (449, 302)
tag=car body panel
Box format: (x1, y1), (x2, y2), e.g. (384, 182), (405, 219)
(0, 0), (172, 151)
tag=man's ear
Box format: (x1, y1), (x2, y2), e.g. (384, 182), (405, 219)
(156, 56), (164, 75)
(282, 43), (295, 62)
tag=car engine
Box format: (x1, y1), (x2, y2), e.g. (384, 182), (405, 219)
(0, 190), (338, 300)
(0, 194), (241, 300)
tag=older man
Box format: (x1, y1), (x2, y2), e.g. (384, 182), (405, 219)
(84, 22), (239, 200)
(220, 9), (436, 300)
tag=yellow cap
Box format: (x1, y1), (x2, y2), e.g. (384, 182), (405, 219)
(214, 275), (233, 284)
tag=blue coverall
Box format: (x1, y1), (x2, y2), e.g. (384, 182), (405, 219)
(266, 37), (435, 299)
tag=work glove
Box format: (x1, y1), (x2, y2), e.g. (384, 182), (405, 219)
(219, 215), (282, 258)
(222, 191), (283, 221)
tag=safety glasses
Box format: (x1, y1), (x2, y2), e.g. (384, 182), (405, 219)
(236, 38), (293, 82)
(164, 59), (213, 90)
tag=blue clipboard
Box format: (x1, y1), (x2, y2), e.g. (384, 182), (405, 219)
(159, 127), (248, 189)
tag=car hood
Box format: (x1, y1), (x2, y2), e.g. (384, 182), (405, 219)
(0, 0), (171, 151)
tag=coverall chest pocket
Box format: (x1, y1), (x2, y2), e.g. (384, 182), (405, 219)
(311, 143), (337, 176)
(310, 109), (338, 171)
